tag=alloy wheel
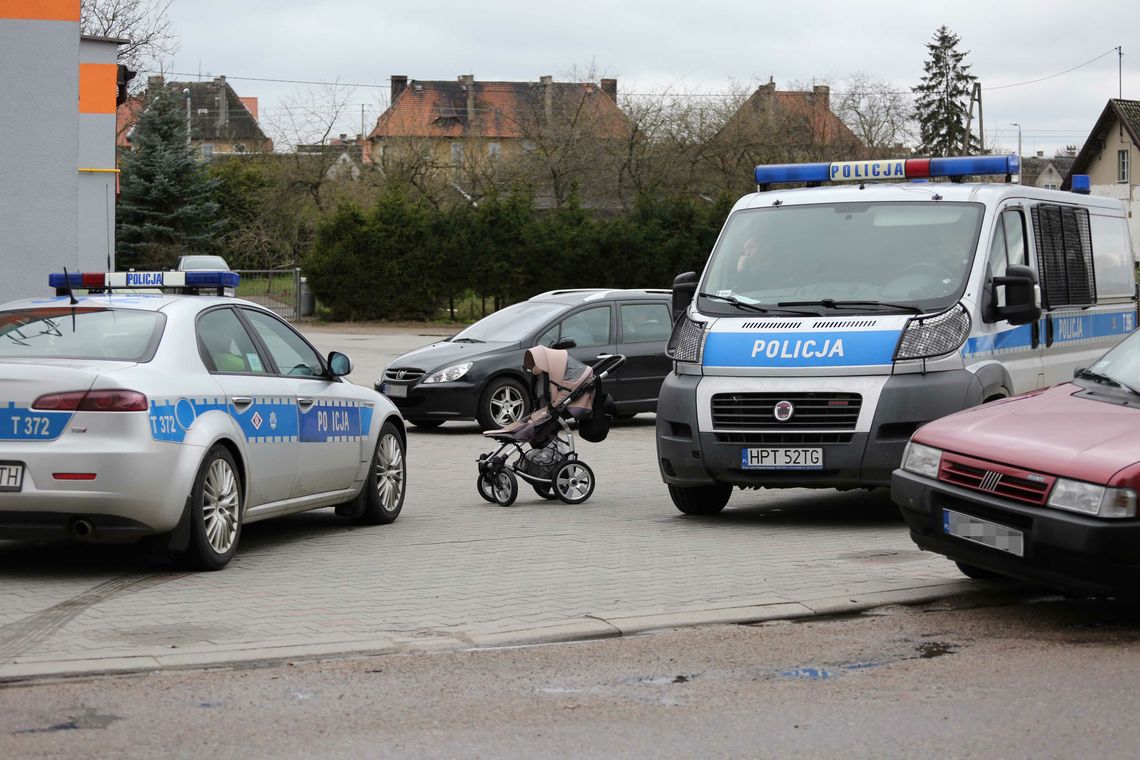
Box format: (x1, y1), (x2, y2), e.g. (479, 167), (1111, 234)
(203, 458), (240, 554)
(375, 432), (405, 510)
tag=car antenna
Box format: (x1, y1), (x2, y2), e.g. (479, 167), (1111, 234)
(61, 266), (79, 306)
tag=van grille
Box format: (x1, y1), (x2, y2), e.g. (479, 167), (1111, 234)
(716, 432), (854, 445)
(711, 393), (861, 430)
(938, 453), (1053, 506)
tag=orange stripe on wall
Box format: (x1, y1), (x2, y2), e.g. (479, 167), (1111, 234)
(79, 63), (117, 114)
(0, 0), (79, 21)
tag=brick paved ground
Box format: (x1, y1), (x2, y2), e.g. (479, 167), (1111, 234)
(0, 327), (972, 679)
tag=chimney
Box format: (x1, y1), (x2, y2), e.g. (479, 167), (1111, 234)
(1036, 150), (1044, 157)
(147, 74), (165, 91)
(812, 84), (830, 109)
(459, 74), (475, 124)
(391, 74), (407, 104)
(600, 78), (617, 101)
(540, 74), (553, 120)
(215, 75), (228, 128)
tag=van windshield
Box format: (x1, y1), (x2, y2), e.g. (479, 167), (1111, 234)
(699, 202), (985, 315)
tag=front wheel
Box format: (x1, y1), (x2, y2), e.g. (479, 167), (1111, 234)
(357, 421), (407, 525)
(477, 378), (531, 431)
(669, 483), (732, 515)
(553, 460), (595, 504)
(185, 445), (243, 571)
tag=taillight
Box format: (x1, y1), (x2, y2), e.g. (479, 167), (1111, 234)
(33, 390), (148, 412)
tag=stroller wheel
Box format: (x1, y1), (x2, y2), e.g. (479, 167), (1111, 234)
(533, 484), (558, 500)
(552, 460), (595, 504)
(478, 470), (518, 506)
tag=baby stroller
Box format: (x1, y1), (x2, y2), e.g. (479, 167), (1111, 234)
(476, 345), (625, 506)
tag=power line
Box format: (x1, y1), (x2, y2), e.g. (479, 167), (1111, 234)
(982, 48), (1119, 91)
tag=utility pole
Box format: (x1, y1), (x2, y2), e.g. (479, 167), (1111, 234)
(1119, 46), (1124, 99)
(1011, 123), (1022, 183)
(964, 82), (984, 154)
(183, 88), (191, 147)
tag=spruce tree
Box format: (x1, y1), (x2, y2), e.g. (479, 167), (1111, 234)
(912, 26), (979, 157)
(117, 89), (222, 270)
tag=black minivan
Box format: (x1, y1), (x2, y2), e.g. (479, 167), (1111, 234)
(376, 289), (673, 430)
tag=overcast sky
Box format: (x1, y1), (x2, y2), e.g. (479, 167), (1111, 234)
(165, 0), (1138, 157)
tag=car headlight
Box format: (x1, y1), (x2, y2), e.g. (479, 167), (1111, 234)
(1048, 478), (1137, 518)
(895, 304), (971, 360)
(422, 362), (473, 384)
(901, 441), (942, 479)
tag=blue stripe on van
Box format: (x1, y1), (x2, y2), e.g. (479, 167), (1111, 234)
(962, 308), (1136, 358)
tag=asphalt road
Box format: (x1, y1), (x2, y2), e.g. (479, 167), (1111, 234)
(4, 591), (1139, 759)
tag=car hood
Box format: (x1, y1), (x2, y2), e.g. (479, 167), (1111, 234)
(915, 383), (1140, 483)
(387, 340), (519, 373)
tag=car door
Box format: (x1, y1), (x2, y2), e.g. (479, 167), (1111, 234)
(239, 308), (361, 497)
(541, 304), (616, 368)
(196, 306), (298, 507)
(616, 301), (673, 406)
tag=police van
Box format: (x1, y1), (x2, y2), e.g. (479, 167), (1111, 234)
(657, 155), (1137, 514)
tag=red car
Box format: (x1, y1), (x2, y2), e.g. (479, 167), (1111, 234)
(893, 329), (1140, 596)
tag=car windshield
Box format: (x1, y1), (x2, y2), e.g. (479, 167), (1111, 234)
(179, 255), (229, 270)
(451, 301), (565, 343)
(0, 307), (165, 361)
(698, 201), (985, 315)
(1086, 331), (1140, 392)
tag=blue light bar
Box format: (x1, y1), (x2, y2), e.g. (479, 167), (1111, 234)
(754, 162), (831, 186)
(1071, 174), (1091, 194)
(753, 154), (1020, 188)
(49, 271), (241, 291)
(928, 155), (1019, 179)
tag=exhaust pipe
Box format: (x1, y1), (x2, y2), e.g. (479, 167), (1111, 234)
(70, 518), (95, 539)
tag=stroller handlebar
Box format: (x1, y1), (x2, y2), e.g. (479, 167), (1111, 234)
(592, 353), (626, 380)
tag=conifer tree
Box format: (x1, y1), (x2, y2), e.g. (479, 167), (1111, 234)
(117, 89), (222, 269)
(912, 26), (979, 156)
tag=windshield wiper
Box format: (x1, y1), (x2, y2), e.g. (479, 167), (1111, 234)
(777, 299), (925, 315)
(699, 292), (819, 316)
(1077, 369), (1140, 396)
(449, 337), (485, 343)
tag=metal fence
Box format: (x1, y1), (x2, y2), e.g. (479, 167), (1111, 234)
(234, 268), (302, 320)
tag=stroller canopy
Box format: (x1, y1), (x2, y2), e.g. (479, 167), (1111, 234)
(523, 346), (593, 414)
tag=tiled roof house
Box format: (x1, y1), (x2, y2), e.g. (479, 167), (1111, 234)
(368, 74), (630, 203)
(1063, 98), (1140, 256)
(718, 79), (864, 159)
(119, 75), (273, 158)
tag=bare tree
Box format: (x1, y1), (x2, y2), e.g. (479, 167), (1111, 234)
(833, 72), (916, 155)
(80, 0), (178, 76)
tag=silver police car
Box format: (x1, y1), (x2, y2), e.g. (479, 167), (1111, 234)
(0, 271), (406, 570)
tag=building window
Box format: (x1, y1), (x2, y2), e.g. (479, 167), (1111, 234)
(487, 142), (501, 160)
(1043, 183), (1058, 190)
(450, 142), (463, 166)
(1119, 149), (1129, 183)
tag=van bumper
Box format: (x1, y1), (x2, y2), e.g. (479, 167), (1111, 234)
(656, 369), (983, 489)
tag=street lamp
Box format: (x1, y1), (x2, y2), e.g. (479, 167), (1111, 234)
(1010, 122), (1022, 184)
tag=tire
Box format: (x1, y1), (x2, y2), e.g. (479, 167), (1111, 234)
(476, 473), (497, 503)
(955, 561), (1002, 580)
(185, 445), (243, 571)
(668, 483), (732, 515)
(477, 377), (531, 431)
(490, 470), (518, 506)
(408, 419), (443, 430)
(533, 484), (558, 500)
(552, 460), (595, 504)
(356, 421), (406, 525)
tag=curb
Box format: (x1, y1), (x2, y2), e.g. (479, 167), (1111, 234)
(0, 580), (987, 685)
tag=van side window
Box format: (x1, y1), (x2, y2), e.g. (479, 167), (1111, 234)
(1031, 204), (1096, 308)
(1002, 209), (1026, 268)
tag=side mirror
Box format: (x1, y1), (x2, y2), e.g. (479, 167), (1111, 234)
(551, 338), (577, 350)
(327, 351), (353, 378)
(671, 271), (699, 322)
(993, 264), (1041, 326)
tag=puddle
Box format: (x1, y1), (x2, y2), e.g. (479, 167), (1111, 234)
(14, 707), (121, 734)
(916, 641), (959, 659)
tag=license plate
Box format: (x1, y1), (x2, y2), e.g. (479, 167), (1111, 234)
(0, 462), (24, 492)
(943, 509), (1024, 557)
(382, 383), (408, 398)
(741, 447), (823, 470)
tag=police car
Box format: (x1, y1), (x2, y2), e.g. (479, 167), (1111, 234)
(0, 270), (407, 570)
(659, 155), (1136, 515)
